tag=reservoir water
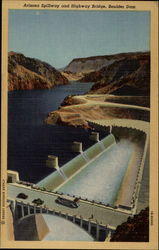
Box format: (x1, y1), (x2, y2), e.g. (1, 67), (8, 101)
(8, 82), (107, 183)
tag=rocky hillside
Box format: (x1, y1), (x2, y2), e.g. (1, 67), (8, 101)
(46, 94), (150, 128)
(45, 51), (150, 128)
(63, 52), (142, 74)
(80, 52), (150, 96)
(8, 52), (69, 91)
(110, 207), (149, 242)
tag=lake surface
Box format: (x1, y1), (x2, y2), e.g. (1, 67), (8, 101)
(8, 82), (107, 183)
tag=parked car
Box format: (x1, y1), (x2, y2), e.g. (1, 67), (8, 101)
(16, 193), (28, 199)
(32, 198), (44, 206)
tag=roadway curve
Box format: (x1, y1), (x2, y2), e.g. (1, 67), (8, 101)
(61, 95), (150, 112)
(46, 94), (150, 128)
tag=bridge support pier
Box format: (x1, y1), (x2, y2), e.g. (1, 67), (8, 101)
(80, 217), (83, 227)
(65, 213), (68, 219)
(96, 223), (99, 241)
(34, 205), (36, 214)
(88, 220), (91, 233)
(27, 205), (30, 215)
(13, 202), (112, 242)
(110, 125), (112, 134)
(73, 215), (76, 223)
(9, 200), (16, 219)
(21, 204), (24, 217)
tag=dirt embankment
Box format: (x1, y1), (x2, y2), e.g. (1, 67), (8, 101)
(45, 95), (150, 128)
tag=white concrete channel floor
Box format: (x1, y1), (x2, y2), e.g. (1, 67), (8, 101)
(57, 139), (140, 206)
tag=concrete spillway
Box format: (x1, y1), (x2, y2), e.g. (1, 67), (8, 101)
(37, 134), (116, 190)
(37, 132), (146, 208)
(57, 139), (134, 206)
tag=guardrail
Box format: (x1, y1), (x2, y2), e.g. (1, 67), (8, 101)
(14, 182), (125, 212)
(14, 200), (111, 241)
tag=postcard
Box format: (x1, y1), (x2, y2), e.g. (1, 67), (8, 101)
(0, 0), (158, 249)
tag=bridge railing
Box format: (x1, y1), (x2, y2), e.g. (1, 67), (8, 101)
(16, 180), (35, 187)
(13, 181), (130, 213)
(14, 200), (112, 241)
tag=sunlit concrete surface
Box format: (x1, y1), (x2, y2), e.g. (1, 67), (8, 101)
(6, 202), (15, 240)
(115, 144), (143, 207)
(15, 214), (94, 241)
(136, 145), (149, 213)
(57, 139), (135, 205)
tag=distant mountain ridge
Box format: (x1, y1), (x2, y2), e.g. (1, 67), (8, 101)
(8, 51), (150, 95)
(46, 51), (150, 128)
(63, 51), (150, 96)
(63, 51), (149, 74)
(8, 52), (69, 91)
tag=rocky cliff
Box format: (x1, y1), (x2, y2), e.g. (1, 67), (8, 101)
(43, 51), (150, 128)
(80, 52), (150, 96)
(110, 207), (149, 242)
(63, 52), (140, 74)
(8, 52), (69, 91)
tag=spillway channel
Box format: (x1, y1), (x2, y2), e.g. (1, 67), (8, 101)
(57, 139), (136, 206)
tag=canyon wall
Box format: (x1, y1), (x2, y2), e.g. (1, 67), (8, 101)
(8, 52), (69, 91)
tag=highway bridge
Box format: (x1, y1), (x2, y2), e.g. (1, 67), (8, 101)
(8, 182), (131, 240)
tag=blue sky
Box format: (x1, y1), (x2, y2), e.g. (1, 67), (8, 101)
(9, 10), (150, 68)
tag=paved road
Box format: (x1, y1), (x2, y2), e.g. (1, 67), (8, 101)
(8, 183), (130, 228)
(61, 95), (150, 111)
